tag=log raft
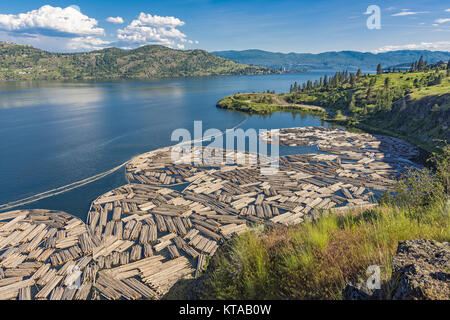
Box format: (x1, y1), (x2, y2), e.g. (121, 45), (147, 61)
(0, 127), (419, 300)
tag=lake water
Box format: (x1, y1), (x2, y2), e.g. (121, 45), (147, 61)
(0, 72), (337, 219)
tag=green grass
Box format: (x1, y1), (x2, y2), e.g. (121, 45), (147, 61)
(217, 93), (326, 115)
(194, 142), (450, 301)
(217, 69), (450, 151)
(199, 203), (449, 300)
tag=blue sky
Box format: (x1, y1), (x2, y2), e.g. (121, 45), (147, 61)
(0, 0), (448, 53)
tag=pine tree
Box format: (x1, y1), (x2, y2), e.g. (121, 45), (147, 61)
(377, 64), (382, 75)
(384, 77), (390, 90)
(366, 77), (376, 100)
(349, 94), (357, 113)
(349, 73), (356, 87)
(356, 69), (362, 78)
(418, 56), (424, 71)
(323, 75), (328, 87)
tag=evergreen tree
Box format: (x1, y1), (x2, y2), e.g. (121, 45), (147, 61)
(384, 77), (390, 90)
(366, 77), (376, 100)
(323, 75), (328, 87)
(348, 94), (357, 113)
(349, 73), (356, 87)
(418, 56), (424, 71)
(356, 69), (362, 78)
(377, 64), (382, 75)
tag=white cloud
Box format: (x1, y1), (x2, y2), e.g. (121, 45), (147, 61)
(106, 16), (124, 24)
(0, 5), (104, 36)
(66, 36), (110, 51)
(0, 6), (198, 51)
(391, 9), (429, 16)
(373, 41), (450, 53)
(445, 9), (450, 12)
(435, 18), (450, 24)
(117, 12), (189, 48)
(0, 5), (110, 52)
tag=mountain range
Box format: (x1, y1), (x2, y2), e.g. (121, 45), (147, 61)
(0, 42), (271, 81)
(2, 42), (450, 81)
(212, 49), (450, 71)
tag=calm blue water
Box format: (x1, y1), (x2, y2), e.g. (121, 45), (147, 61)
(0, 72), (337, 219)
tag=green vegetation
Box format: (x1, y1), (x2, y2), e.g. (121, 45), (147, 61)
(217, 93), (326, 115)
(196, 145), (450, 300)
(218, 58), (450, 152)
(202, 60), (450, 301)
(0, 42), (273, 81)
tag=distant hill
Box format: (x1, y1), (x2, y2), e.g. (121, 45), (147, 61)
(0, 42), (272, 81)
(212, 49), (450, 71)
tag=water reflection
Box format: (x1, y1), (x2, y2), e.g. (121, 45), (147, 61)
(0, 72), (336, 218)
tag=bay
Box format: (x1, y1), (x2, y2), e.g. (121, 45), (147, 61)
(0, 72), (336, 218)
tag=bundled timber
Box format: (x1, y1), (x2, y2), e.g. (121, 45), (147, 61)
(1, 127), (419, 300)
(0, 210), (94, 300)
(125, 146), (274, 186)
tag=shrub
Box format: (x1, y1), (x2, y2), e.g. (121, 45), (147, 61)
(199, 204), (449, 300)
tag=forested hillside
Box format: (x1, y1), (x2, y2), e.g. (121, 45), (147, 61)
(218, 58), (450, 151)
(0, 42), (272, 80)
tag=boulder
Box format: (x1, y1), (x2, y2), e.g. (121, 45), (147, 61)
(342, 282), (382, 300)
(391, 239), (449, 300)
(343, 239), (449, 300)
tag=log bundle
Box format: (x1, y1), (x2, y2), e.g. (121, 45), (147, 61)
(0, 127), (420, 300)
(0, 209), (94, 300)
(125, 145), (274, 186)
(85, 182), (250, 299)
